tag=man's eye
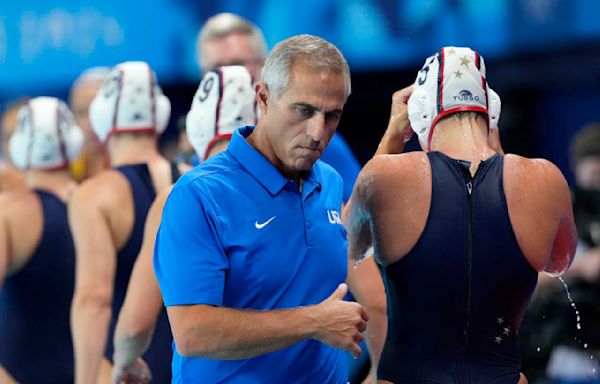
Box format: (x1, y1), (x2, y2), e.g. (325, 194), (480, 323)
(295, 106), (312, 117)
(325, 112), (341, 123)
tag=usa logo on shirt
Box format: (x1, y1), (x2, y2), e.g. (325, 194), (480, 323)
(327, 210), (342, 224)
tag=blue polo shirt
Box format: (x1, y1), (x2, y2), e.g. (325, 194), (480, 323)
(154, 126), (349, 384)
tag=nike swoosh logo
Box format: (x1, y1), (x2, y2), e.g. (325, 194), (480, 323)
(255, 216), (276, 229)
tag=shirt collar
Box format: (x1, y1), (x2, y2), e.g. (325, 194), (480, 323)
(227, 126), (323, 196)
(228, 126), (288, 195)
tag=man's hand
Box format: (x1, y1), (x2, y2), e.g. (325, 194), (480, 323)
(311, 283), (369, 358)
(112, 358), (151, 384)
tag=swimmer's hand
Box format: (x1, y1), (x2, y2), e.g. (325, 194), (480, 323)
(112, 358), (151, 384)
(376, 85), (413, 156)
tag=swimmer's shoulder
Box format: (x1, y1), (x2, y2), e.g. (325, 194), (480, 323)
(503, 154), (569, 196)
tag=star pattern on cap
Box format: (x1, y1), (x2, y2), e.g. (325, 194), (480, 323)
(497, 317), (504, 325)
(454, 70), (463, 79)
(459, 56), (470, 67)
(494, 336), (503, 344)
(503, 327), (511, 336)
(447, 48), (456, 55)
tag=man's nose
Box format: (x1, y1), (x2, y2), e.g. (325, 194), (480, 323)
(306, 114), (326, 143)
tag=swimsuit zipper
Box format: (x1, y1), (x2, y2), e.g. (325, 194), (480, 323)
(463, 179), (473, 346)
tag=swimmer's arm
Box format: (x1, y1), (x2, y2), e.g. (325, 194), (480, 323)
(542, 163), (578, 275)
(113, 190), (170, 376)
(0, 212), (8, 288)
(344, 161), (377, 262)
(344, 85), (413, 258)
(0, 365), (17, 384)
(347, 257), (387, 382)
(374, 85), (413, 156)
(69, 184), (117, 384)
(167, 283), (368, 359)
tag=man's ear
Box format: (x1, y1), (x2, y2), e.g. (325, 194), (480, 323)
(255, 82), (269, 115)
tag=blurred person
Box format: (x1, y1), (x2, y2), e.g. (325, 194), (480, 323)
(570, 124), (600, 250)
(155, 35), (386, 383)
(111, 65), (257, 384)
(345, 47), (577, 383)
(196, 12), (362, 202)
(70, 61), (178, 384)
(68, 67), (111, 181)
(0, 98), (28, 191)
(0, 97), (83, 383)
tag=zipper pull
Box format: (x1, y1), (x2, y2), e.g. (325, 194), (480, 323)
(466, 181), (473, 195)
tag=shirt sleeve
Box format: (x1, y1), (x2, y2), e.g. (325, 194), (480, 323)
(153, 183), (228, 306)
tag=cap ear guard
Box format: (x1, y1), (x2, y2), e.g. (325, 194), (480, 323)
(155, 88), (171, 135)
(407, 88), (434, 139)
(9, 97), (84, 171)
(8, 106), (32, 170)
(487, 87), (501, 130)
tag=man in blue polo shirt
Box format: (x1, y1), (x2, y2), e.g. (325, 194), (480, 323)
(155, 34), (378, 383)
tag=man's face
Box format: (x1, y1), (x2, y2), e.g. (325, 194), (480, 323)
(201, 33), (263, 81)
(255, 60), (347, 178)
(70, 80), (103, 149)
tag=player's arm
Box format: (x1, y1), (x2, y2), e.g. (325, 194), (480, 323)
(0, 202), (9, 288)
(0, 201), (17, 384)
(112, 189), (171, 382)
(346, 256), (387, 383)
(70, 179), (117, 384)
(0, 365), (17, 384)
(506, 156), (578, 275)
(343, 85), (413, 260)
(542, 161), (578, 275)
(343, 160), (380, 263)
